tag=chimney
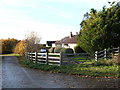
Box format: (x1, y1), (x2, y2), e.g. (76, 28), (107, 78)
(76, 32), (78, 35)
(70, 32), (73, 38)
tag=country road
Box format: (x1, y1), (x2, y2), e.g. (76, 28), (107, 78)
(1, 56), (119, 88)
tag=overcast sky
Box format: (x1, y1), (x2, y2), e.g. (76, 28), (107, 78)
(0, 0), (119, 43)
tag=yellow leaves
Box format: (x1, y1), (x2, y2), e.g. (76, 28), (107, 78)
(13, 40), (27, 55)
(1, 38), (19, 54)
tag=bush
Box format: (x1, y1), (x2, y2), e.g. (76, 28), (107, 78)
(61, 48), (74, 57)
(54, 46), (63, 53)
(92, 53), (120, 66)
(48, 47), (55, 53)
(1, 38), (19, 54)
(14, 40), (27, 55)
(106, 53), (120, 65)
(74, 45), (85, 53)
(91, 59), (107, 66)
(61, 48), (74, 54)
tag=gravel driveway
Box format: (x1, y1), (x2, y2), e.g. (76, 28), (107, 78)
(2, 56), (119, 88)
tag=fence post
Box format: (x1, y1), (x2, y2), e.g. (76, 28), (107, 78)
(30, 53), (32, 61)
(35, 52), (37, 63)
(31, 53), (33, 61)
(29, 53), (32, 61)
(28, 52), (30, 60)
(104, 48), (107, 60)
(118, 47), (120, 53)
(25, 52), (26, 58)
(95, 51), (98, 61)
(60, 52), (63, 65)
(46, 52), (48, 65)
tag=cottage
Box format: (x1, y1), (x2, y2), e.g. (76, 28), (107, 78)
(52, 32), (78, 49)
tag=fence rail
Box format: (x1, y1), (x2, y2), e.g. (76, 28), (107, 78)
(25, 47), (120, 66)
(25, 52), (93, 66)
(25, 52), (61, 66)
(95, 47), (120, 61)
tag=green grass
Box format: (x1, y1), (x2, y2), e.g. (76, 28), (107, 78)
(19, 57), (120, 78)
(67, 56), (91, 62)
(1, 53), (22, 56)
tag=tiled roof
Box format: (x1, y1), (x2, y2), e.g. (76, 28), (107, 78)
(55, 35), (77, 44)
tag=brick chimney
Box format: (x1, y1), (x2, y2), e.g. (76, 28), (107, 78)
(76, 32), (78, 35)
(70, 32), (73, 38)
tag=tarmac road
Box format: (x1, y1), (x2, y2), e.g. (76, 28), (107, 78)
(2, 56), (119, 88)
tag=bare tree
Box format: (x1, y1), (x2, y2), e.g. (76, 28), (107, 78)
(24, 31), (41, 52)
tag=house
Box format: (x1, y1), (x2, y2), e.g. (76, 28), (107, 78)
(52, 32), (78, 49)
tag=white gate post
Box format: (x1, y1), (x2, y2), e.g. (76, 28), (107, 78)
(118, 47), (120, 53)
(35, 52), (37, 63)
(95, 51), (98, 61)
(104, 49), (107, 60)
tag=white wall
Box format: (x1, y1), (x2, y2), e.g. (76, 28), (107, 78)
(52, 43), (76, 50)
(52, 44), (56, 47)
(52, 43), (62, 47)
(68, 44), (76, 50)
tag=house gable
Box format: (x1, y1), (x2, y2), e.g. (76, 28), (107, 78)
(54, 32), (78, 49)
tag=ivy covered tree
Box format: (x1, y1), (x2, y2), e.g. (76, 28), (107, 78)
(77, 2), (120, 53)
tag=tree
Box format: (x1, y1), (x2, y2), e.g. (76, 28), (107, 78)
(13, 40), (27, 55)
(1, 38), (19, 54)
(77, 2), (120, 53)
(24, 31), (41, 52)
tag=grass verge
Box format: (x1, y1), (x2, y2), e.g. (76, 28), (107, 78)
(19, 56), (120, 78)
(1, 53), (21, 56)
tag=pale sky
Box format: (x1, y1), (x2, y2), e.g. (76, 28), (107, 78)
(0, 0), (119, 43)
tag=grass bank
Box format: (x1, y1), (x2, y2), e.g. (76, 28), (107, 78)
(19, 57), (120, 78)
(1, 53), (21, 56)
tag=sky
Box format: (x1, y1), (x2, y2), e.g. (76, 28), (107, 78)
(0, 0), (119, 43)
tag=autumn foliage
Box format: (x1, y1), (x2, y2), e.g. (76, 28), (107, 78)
(13, 40), (27, 55)
(0, 38), (19, 54)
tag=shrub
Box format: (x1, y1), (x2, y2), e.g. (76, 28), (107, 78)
(74, 45), (85, 53)
(61, 48), (74, 54)
(1, 38), (19, 54)
(91, 59), (107, 66)
(54, 46), (63, 53)
(48, 47), (55, 53)
(107, 53), (120, 65)
(92, 53), (120, 66)
(14, 40), (27, 55)
(61, 48), (74, 57)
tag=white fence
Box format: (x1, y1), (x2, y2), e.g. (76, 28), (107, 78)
(95, 47), (120, 61)
(25, 52), (93, 66)
(25, 52), (62, 66)
(25, 47), (120, 66)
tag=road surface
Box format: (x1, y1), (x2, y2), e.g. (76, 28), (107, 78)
(2, 56), (119, 88)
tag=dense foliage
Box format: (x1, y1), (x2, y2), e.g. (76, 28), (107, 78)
(54, 46), (63, 53)
(61, 48), (74, 54)
(74, 45), (85, 53)
(77, 2), (120, 53)
(1, 38), (19, 54)
(13, 40), (27, 55)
